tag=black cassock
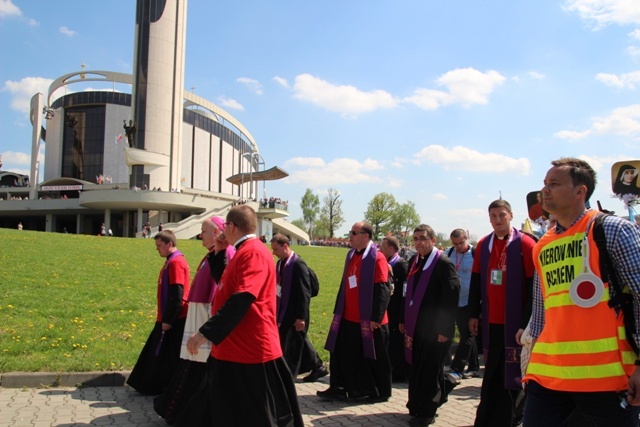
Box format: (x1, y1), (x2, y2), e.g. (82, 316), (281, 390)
(403, 253), (459, 419)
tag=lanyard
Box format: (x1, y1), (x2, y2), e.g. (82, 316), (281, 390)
(488, 229), (513, 271)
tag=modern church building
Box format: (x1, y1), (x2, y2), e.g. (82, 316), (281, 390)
(0, 0), (307, 243)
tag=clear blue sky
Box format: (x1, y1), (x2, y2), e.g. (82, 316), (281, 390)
(1, 0), (639, 239)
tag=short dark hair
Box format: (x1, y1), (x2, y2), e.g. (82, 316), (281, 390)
(414, 224), (436, 239)
(360, 222), (374, 239)
(488, 199), (512, 213)
(450, 228), (467, 239)
(227, 205), (257, 234)
(382, 236), (400, 252)
(155, 230), (177, 246)
(551, 157), (597, 201)
(270, 233), (289, 246)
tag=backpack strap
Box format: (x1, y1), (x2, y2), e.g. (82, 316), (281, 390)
(592, 214), (619, 305)
(592, 213), (639, 354)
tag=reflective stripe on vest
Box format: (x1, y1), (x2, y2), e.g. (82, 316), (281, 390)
(524, 210), (635, 392)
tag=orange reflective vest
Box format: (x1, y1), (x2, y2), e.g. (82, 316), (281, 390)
(524, 210), (636, 392)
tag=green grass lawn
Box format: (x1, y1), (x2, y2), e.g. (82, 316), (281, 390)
(0, 228), (348, 373)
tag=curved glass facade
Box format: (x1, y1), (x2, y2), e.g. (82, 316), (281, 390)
(183, 109), (252, 153)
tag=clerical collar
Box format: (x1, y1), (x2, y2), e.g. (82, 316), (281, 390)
(234, 234), (256, 249)
(354, 248), (366, 255)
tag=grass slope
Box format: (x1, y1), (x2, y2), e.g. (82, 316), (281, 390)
(0, 229), (347, 372)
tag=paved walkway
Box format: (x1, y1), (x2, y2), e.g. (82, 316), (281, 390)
(0, 374), (480, 427)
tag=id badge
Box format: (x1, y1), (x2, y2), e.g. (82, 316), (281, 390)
(490, 269), (503, 285)
(348, 275), (358, 289)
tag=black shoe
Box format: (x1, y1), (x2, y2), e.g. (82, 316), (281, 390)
(303, 366), (328, 382)
(316, 386), (346, 400)
(366, 395), (390, 403)
(408, 416), (435, 426)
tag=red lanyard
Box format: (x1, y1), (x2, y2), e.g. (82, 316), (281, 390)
(454, 251), (465, 271)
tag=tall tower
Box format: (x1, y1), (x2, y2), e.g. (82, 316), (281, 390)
(131, 0), (187, 190)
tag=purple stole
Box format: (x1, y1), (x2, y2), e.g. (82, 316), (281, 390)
(158, 250), (183, 322)
(404, 249), (441, 364)
(388, 253), (401, 267)
(324, 243), (378, 359)
(188, 252), (216, 303)
(188, 245), (235, 304)
(276, 253), (298, 325)
(479, 228), (524, 390)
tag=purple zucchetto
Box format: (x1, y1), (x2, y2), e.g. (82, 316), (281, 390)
(210, 216), (226, 231)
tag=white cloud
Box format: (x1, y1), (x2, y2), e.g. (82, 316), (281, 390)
(386, 176), (403, 188)
(237, 77), (263, 95)
(563, 0), (640, 28)
(59, 26), (77, 37)
(404, 68), (506, 110)
(0, 0), (21, 18)
(528, 71), (546, 80)
(27, 17), (38, 26)
(630, 28), (640, 40)
(291, 74), (398, 117)
(555, 104), (640, 139)
(283, 157), (385, 186)
(596, 70), (640, 88)
(554, 129), (591, 139)
(273, 76), (289, 88)
(627, 45), (640, 57)
(1, 150), (31, 165)
(433, 193), (448, 200)
(414, 145), (531, 175)
(216, 96), (244, 111)
(390, 157), (406, 168)
(2, 76), (53, 113)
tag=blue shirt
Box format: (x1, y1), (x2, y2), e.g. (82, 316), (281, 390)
(448, 245), (474, 307)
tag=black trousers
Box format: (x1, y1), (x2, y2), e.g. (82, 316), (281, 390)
(450, 305), (479, 372)
(473, 324), (523, 427)
(524, 380), (639, 427)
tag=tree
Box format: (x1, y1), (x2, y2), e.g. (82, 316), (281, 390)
(436, 232), (451, 249)
(364, 192), (397, 240)
(291, 218), (307, 231)
(321, 188), (345, 238)
(390, 201), (421, 244)
(313, 218), (330, 239)
(300, 188), (320, 238)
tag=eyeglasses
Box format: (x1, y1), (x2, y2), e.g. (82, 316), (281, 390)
(350, 230), (366, 236)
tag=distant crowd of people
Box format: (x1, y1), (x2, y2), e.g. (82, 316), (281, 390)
(260, 196), (289, 210)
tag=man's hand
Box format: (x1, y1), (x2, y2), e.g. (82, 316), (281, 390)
(628, 366), (640, 406)
(161, 322), (172, 331)
(437, 334), (449, 343)
(371, 321), (381, 331)
(294, 319), (306, 331)
(399, 323), (405, 334)
(515, 328), (524, 346)
(186, 331), (208, 355)
(469, 318), (479, 335)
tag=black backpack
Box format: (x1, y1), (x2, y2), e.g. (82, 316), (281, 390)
(592, 214), (639, 354)
(446, 246), (476, 259)
(308, 266), (320, 298)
